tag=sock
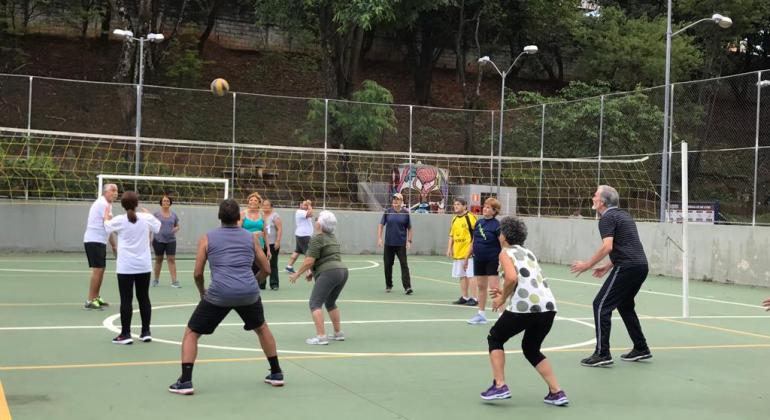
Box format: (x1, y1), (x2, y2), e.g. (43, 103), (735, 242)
(268, 356), (281, 374)
(462, 296), (469, 300)
(478, 310), (485, 316)
(180, 363), (194, 382)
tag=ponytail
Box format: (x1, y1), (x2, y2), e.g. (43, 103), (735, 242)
(127, 209), (137, 224)
(121, 191), (140, 224)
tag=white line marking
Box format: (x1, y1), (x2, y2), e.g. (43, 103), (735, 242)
(0, 261), (379, 275)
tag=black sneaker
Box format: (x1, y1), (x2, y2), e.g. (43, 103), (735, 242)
(620, 348), (652, 362)
(168, 380), (194, 395)
(264, 372), (284, 387)
(453, 297), (469, 305)
(140, 331), (152, 343)
(465, 298), (478, 306)
(112, 334), (133, 345)
(405, 288), (414, 295)
(580, 353), (613, 367)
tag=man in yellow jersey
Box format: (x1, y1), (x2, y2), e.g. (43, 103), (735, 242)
(447, 197), (477, 306)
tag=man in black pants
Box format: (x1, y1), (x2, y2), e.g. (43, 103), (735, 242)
(377, 193), (414, 294)
(570, 185), (652, 367)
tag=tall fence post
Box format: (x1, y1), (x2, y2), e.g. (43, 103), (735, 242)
(323, 99), (329, 210)
(753, 71), (762, 226)
(667, 84), (675, 211)
(537, 104), (545, 217)
(490, 110), (495, 189)
(231, 92), (236, 199)
(408, 105), (413, 210)
(597, 95), (605, 186)
(25, 76), (33, 200)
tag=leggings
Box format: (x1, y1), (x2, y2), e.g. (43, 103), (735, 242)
(487, 311), (556, 367)
(268, 244), (280, 288)
(309, 268), (349, 311)
(117, 272), (152, 336)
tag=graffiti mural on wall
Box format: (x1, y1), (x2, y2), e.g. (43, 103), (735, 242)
(390, 162), (449, 213)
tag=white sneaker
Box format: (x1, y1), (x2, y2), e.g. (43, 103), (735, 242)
(306, 336), (329, 345)
(151, 279), (159, 287)
(467, 313), (487, 325)
(327, 331), (345, 341)
(171, 281), (181, 288)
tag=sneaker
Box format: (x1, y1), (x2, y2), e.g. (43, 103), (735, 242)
(327, 331), (345, 341)
(465, 298), (478, 306)
(467, 313), (487, 325)
(264, 372), (284, 387)
(171, 281), (181, 288)
(95, 297), (109, 307)
(285, 266), (296, 274)
(306, 335), (329, 345)
(480, 382), (511, 400)
(385, 288), (392, 293)
(452, 297), (469, 305)
(620, 348), (652, 362)
(580, 353), (613, 367)
(544, 390), (569, 406)
(84, 299), (103, 310)
(112, 334), (133, 345)
(405, 288), (414, 295)
(168, 380), (194, 395)
(152, 279), (159, 287)
(140, 331), (152, 343)
(270, 286), (279, 291)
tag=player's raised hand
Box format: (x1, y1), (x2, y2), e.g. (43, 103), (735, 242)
(762, 297), (770, 311)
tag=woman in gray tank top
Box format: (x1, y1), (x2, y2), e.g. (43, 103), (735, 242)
(288, 210), (348, 345)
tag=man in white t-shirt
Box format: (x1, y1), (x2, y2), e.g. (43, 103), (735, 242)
(83, 183), (118, 310)
(285, 200), (313, 273)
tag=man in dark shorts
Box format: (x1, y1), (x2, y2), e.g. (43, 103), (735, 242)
(571, 185), (652, 367)
(83, 183), (118, 310)
(168, 199), (284, 395)
(285, 200), (313, 273)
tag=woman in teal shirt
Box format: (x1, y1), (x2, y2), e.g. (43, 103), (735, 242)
(239, 192), (268, 289)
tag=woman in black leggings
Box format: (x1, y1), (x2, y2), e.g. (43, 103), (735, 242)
(480, 217), (568, 406)
(103, 191), (161, 344)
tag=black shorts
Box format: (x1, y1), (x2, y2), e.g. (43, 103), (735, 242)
(152, 240), (177, 256)
(187, 298), (265, 335)
(474, 259), (499, 276)
(294, 236), (311, 254)
(84, 242), (106, 268)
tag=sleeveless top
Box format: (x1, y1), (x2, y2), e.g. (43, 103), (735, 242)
(242, 213), (265, 247)
(205, 226), (260, 306)
(502, 245), (557, 313)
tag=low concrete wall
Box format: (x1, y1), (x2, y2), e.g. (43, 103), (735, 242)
(1, 201), (769, 287)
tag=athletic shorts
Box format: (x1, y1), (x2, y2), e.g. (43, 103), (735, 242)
(152, 240), (177, 256)
(84, 242), (107, 268)
(294, 236), (311, 254)
(187, 298), (265, 335)
(452, 258), (474, 278)
(473, 259), (499, 277)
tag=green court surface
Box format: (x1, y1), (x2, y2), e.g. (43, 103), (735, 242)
(1, 254), (769, 420)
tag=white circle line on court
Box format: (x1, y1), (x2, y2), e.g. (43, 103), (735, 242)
(102, 301), (596, 356)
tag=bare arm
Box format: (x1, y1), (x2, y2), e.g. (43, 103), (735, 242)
(377, 224), (384, 247)
(446, 236), (453, 257)
(274, 216), (283, 249)
(491, 250), (518, 312)
(288, 256), (316, 283)
(570, 237), (613, 275)
(193, 235), (208, 298)
(253, 233), (270, 282)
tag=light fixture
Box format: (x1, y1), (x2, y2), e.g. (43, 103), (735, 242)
(712, 14), (733, 29)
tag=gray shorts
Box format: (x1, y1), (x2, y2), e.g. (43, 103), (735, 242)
(309, 268), (348, 311)
(294, 236), (311, 254)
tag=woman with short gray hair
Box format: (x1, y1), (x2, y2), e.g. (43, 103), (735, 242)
(288, 210), (348, 345)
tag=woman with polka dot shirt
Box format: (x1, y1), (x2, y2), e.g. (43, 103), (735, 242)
(479, 216), (568, 406)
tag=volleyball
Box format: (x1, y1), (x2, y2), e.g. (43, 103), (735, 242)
(210, 78), (230, 96)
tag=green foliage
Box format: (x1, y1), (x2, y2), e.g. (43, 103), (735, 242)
(504, 80), (663, 158)
(571, 6), (703, 89)
(296, 80), (397, 150)
(162, 37), (209, 88)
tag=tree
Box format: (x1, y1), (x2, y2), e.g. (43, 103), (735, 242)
(255, 0), (396, 99)
(571, 6), (703, 90)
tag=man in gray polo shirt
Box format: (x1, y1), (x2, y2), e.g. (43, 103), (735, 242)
(571, 185), (652, 367)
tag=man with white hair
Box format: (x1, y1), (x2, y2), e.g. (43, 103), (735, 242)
(570, 185), (651, 367)
(83, 183), (118, 310)
(288, 210), (348, 345)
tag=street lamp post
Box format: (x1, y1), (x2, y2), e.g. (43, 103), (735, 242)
(113, 29), (165, 181)
(659, 6), (732, 221)
(478, 45), (538, 196)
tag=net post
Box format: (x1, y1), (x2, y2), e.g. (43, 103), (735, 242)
(490, 110), (495, 189)
(752, 71), (762, 226)
(537, 104), (545, 217)
(597, 95), (604, 186)
(323, 99), (329, 210)
(97, 175), (103, 199)
(25, 76), (33, 200)
(231, 92), (237, 199)
(408, 105), (413, 210)
(681, 141), (689, 318)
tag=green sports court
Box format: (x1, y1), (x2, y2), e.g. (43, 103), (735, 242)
(1, 253), (768, 420)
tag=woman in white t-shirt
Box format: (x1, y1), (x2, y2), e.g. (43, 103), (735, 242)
(104, 191), (161, 345)
(480, 217), (568, 406)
